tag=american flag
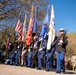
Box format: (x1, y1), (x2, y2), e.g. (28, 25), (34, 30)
(15, 20), (21, 34)
(6, 35), (11, 50)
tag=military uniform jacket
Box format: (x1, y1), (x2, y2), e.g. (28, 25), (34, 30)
(56, 36), (68, 52)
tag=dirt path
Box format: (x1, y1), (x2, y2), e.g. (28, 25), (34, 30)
(0, 64), (76, 75)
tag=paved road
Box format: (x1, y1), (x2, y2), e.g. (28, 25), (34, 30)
(0, 64), (76, 75)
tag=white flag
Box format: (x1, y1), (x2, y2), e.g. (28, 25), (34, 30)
(47, 4), (55, 50)
(22, 14), (27, 42)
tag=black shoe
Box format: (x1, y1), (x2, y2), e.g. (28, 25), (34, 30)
(15, 64), (18, 66)
(46, 69), (50, 71)
(50, 68), (53, 71)
(37, 68), (41, 70)
(31, 66), (35, 68)
(20, 65), (23, 67)
(56, 71), (61, 73)
(0, 61), (1, 64)
(63, 71), (66, 74)
(27, 66), (30, 68)
(10, 64), (13, 65)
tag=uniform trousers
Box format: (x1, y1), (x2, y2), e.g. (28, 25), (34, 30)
(38, 50), (45, 69)
(56, 52), (65, 72)
(31, 49), (38, 68)
(21, 50), (27, 65)
(15, 51), (21, 66)
(27, 51), (32, 67)
(46, 47), (55, 70)
(10, 52), (15, 65)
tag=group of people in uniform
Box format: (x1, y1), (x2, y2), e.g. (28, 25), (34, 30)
(5, 27), (68, 74)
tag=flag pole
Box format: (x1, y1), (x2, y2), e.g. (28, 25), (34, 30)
(22, 14), (27, 47)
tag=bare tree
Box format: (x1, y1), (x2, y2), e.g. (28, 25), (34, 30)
(0, 0), (49, 25)
(0, 0), (50, 43)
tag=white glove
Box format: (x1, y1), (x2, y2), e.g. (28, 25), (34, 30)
(39, 38), (43, 41)
(17, 46), (20, 48)
(15, 51), (17, 53)
(60, 40), (63, 43)
(34, 44), (36, 47)
(58, 40), (63, 45)
(39, 48), (43, 51)
(55, 52), (57, 54)
(34, 36), (36, 40)
(9, 43), (11, 45)
(28, 48), (30, 51)
(22, 47), (24, 50)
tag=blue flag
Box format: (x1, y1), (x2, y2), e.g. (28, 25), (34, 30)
(32, 6), (38, 33)
(43, 5), (49, 24)
(39, 5), (49, 39)
(39, 24), (47, 38)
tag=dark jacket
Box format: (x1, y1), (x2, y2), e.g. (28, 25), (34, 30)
(11, 42), (18, 53)
(56, 35), (68, 52)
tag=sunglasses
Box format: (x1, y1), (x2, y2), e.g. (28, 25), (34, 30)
(60, 30), (65, 32)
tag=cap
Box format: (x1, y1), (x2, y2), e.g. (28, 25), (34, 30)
(59, 28), (65, 31)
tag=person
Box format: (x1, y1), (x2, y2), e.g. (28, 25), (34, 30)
(37, 33), (47, 69)
(26, 33), (36, 67)
(31, 33), (39, 68)
(21, 42), (28, 66)
(0, 45), (2, 63)
(37, 23), (47, 70)
(10, 40), (18, 65)
(37, 38), (46, 69)
(46, 36), (57, 71)
(14, 40), (22, 66)
(27, 46), (32, 67)
(55, 28), (68, 73)
(5, 56), (10, 65)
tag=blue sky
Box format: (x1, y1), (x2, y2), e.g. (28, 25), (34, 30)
(49, 0), (76, 33)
